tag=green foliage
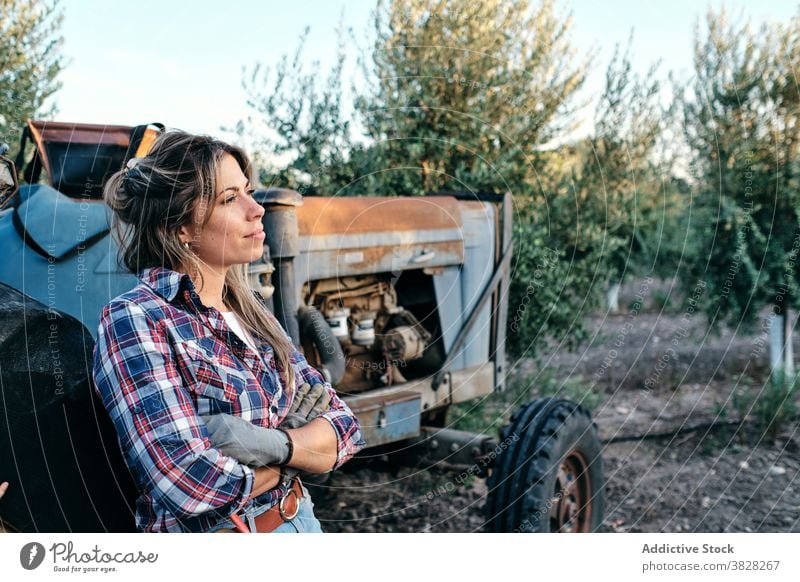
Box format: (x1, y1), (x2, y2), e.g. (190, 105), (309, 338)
(651, 288), (673, 312)
(0, 0), (65, 154)
(572, 38), (680, 286)
(449, 364), (603, 435)
(679, 9), (800, 334)
(355, 0), (589, 195)
(234, 26), (357, 196)
(240, 0), (677, 362)
(726, 372), (798, 444)
(507, 37), (679, 355)
(531, 367), (604, 413)
(448, 375), (530, 434)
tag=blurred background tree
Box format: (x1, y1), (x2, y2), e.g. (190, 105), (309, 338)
(568, 38), (683, 312)
(678, 8), (800, 380)
(234, 26), (356, 196)
(354, 0), (587, 196)
(239, 0), (681, 360)
(0, 0), (65, 156)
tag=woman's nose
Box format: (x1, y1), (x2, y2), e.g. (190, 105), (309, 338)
(247, 195), (265, 220)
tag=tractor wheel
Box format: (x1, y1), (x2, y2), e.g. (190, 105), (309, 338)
(484, 397), (604, 532)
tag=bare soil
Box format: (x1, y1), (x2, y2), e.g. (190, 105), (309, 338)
(314, 277), (800, 532)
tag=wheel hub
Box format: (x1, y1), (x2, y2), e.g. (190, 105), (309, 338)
(549, 450), (592, 532)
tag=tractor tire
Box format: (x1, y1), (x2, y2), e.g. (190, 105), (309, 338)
(0, 284), (138, 532)
(484, 397), (604, 532)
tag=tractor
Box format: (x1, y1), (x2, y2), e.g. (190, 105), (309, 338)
(0, 120), (604, 533)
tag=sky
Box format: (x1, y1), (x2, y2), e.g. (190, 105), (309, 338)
(52, 0), (799, 140)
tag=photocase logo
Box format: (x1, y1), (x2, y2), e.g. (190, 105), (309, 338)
(19, 542), (46, 570)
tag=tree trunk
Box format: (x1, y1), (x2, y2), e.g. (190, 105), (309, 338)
(784, 306), (795, 380)
(607, 281), (621, 313)
(768, 301), (796, 384)
(769, 308), (783, 376)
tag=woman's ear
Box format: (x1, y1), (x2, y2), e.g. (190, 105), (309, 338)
(178, 224), (192, 245)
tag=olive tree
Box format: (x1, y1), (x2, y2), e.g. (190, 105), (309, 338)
(573, 39), (682, 311)
(0, 0), (64, 154)
(680, 8), (800, 382)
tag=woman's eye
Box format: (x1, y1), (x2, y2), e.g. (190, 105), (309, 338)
(222, 188), (253, 204)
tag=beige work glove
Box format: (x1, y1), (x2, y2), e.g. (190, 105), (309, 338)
(280, 382), (332, 429)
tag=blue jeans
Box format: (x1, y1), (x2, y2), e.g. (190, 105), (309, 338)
(272, 489), (323, 533)
(209, 483), (323, 533)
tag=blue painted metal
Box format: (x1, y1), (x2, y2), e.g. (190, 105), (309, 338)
(0, 184), (138, 339)
(348, 390), (422, 447)
(433, 202), (496, 371)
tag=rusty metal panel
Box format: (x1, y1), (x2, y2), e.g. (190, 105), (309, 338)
(298, 228), (464, 253)
(294, 240), (464, 281)
(345, 390), (422, 447)
(343, 372), (450, 417)
(341, 363), (496, 447)
(28, 120), (133, 146)
(449, 360), (495, 404)
(296, 196), (463, 236)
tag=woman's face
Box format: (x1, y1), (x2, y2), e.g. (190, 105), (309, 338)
(179, 153), (265, 269)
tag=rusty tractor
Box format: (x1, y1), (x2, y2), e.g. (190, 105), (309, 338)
(0, 121), (604, 533)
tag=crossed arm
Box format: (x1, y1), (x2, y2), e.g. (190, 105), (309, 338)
(93, 299), (364, 524)
(203, 382), (342, 499)
(248, 418), (338, 498)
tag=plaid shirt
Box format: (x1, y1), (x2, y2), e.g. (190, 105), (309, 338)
(92, 266), (365, 533)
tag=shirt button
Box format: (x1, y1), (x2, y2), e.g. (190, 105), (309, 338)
(270, 405), (278, 413)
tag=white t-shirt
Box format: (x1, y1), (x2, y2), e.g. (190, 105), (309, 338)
(220, 310), (283, 419)
(221, 311), (259, 354)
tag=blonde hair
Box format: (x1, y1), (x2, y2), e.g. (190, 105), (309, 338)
(103, 130), (295, 392)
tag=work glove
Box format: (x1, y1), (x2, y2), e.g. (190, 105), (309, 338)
(280, 382), (333, 429)
(201, 413), (291, 467)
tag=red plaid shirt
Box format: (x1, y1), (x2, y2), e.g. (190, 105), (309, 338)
(92, 267), (365, 532)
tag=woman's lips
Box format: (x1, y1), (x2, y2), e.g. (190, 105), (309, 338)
(245, 229), (265, 240)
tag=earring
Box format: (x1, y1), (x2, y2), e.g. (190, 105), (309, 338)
(183, 241), (190, 250)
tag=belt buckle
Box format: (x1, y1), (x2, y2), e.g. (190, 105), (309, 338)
(278, 481), (300, 521)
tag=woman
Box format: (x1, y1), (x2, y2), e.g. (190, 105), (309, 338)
(92, 130), (365, 533)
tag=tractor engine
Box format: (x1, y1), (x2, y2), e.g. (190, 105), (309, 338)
(305, 274), (434, 391)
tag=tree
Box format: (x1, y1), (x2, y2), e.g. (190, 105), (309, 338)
(680, 8), (800, 381)
(572, 38), (682, 311)
(0, 0), (65, 154)
(355, 0), (588, 196)
(234, 26), (357, 196)
(241, 0), (676, 361)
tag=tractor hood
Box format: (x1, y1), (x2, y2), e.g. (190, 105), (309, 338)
(15, 184), (110, 259)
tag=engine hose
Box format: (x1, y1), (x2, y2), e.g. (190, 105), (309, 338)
(298, 305), (346, 385)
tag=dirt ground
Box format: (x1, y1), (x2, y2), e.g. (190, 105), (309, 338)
(313, 277), (800, 532)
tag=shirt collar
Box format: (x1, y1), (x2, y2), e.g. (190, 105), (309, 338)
(138, 266), (196, 302)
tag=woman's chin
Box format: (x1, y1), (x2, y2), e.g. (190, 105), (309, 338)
(248, 246), (265, 262)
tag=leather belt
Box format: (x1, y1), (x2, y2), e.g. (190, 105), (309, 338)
(219, 478), (303, 533)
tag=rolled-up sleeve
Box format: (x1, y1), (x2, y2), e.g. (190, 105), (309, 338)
(289, 345), (367, 470)
(92, 299), (254, 520)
